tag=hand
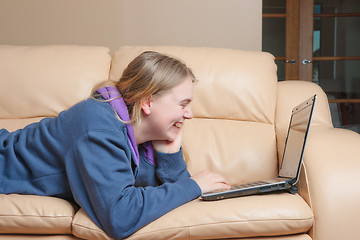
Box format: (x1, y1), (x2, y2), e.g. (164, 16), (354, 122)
(191, 171), (231, 194)
(152, 123), (185, 153)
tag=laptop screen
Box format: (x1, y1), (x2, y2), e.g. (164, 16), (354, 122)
(278, 95), (316, 179)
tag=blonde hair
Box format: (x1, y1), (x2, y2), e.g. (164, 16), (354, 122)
(114, 51), (196, 125)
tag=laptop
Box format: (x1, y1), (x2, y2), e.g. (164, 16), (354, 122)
(201, 95), (317, 201)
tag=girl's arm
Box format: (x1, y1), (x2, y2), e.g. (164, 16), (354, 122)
(154, 148), (191, 183)
(65, 129), (201, 239)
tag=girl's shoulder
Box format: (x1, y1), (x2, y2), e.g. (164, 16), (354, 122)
(60, 98), (126, 133)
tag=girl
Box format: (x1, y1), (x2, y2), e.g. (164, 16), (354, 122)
(0, 51), (230, 239)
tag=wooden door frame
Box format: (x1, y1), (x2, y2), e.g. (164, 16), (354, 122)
(285, 0), (314, 81)
(285, 0), (300, 80)
(299, 0), (314, 81)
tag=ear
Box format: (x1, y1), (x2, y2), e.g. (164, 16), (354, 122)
(141, 96), (152, 115)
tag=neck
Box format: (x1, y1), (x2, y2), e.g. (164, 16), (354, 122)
(133, 121), (151, 145)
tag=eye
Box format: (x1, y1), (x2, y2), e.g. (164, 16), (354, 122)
(180, 101), (190, 109)
(180, 99), (192, 109)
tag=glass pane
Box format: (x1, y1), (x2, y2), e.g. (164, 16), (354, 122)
(263, 0), (286, 14)
(314, 60), (360, 98)
(313, 16), (360, 57)
(313, 60), (360, 132)
(275, 60), (285, 81)
(330, 102), (360, 132)
(314, 0), (360, 14)
(262, 18), (286, 57)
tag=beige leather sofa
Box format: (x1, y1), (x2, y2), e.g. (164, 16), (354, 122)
(0, 45), (359, 240)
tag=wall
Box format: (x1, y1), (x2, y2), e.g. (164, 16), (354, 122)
(0, 0), (262, 53)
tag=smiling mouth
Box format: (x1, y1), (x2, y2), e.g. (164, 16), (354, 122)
(174, 122), (182, 128)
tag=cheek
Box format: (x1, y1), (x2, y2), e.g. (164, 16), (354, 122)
(153, 114), (173, 130)
(151, 104), (184, 128)
(157, 113), (181, 131)
(170, 110), (185, 122)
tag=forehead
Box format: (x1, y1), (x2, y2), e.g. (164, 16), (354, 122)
(166, 77), (194, 100)
(154, 76), (194, 101)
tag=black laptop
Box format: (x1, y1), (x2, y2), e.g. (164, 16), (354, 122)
(201, 95), (317, 201)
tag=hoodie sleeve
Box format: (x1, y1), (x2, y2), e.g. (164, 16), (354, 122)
(65, 129), (201, 239)
(155, 148), (193, 183)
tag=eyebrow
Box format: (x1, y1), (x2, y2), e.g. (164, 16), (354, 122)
(181, 98), (192, 103)
(179, 99), (192, 106)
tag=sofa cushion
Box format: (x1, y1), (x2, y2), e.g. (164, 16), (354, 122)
(72, 208), (110, 240)
(0, 117), (46, 133)
(0, 45), (111, 131)
(72, 193), (313, 240)
(183, 118), (278, 184)
(0, 194), (77, 234)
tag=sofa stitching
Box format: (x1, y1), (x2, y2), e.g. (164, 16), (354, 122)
(185, 225), (190, 240)
(187, 217), (314, 228)
(72, 222), (105, 233)
(193, 117), (275, 126)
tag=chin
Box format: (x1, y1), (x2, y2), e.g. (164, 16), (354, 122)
(167, 127), (181, 140)
(165, 132), (177, 142)
(166, 135), (177, 142)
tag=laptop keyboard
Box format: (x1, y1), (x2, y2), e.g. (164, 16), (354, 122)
(231, 180), (272, 190)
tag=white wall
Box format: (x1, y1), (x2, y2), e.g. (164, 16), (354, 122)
(0, 0), (262, 53)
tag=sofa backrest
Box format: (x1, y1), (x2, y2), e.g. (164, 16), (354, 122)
(0, 45), (111, 131)
(110, 46), (279, 185)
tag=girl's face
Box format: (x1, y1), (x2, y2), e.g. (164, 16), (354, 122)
(145, 77), (194, 141)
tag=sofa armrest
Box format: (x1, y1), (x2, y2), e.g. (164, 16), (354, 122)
(276, 80), (360, 239)
(298, 126), (360, 240)
(275, 80), (333, 163)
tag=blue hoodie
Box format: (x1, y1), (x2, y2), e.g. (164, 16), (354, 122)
(0, 98), (201, 239)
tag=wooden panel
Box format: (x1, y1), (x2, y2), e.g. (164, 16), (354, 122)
(299, 0), (314, 81)
(285, 0), (300, 79)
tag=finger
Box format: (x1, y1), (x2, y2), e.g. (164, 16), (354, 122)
(209, 183), (231, 193)
(211, 173), (230, 185)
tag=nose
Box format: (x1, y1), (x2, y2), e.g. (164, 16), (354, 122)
(184, 106), (193, 119)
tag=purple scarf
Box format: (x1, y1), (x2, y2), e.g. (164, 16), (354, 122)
(96, 86), (155, 166)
